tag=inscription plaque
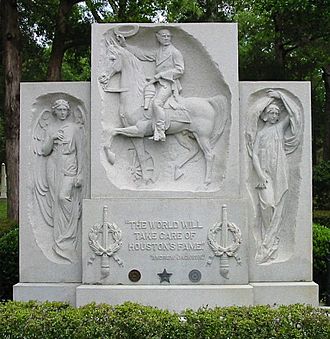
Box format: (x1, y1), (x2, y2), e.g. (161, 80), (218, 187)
(82, 198), (248, 285)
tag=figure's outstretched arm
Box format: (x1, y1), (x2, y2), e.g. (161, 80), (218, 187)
(117, 33), (156, 62)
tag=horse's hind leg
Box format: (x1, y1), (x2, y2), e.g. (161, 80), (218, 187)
(174, 132), (200, 180)
(194, 135), (215, 185)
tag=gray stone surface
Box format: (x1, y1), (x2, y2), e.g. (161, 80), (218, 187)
(82, 198), (248, 285)
(19, 82), (90, 282)
(91, 23), (240, 196)
(240, 82), (312, 281)
(251, 282), (319, 306)
(0, 163), (7, 198)
(13, 283), (79, 305)
(76, 285), (254, 310)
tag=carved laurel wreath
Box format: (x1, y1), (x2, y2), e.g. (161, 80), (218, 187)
(207, 221), (242, 257)
(88, 222), (122, 257)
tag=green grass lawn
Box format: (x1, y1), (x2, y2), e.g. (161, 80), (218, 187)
(0, 199), (17, 236)
(0, 199), (7, 221)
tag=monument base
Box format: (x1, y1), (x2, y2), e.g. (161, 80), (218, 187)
(76, 285), (254, 310)
(251, 282), (319, 306)
(13, 282), (319, 310)
(13, 283), (80, 306)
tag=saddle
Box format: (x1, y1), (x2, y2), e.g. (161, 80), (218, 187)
(143, 95), (191, 130)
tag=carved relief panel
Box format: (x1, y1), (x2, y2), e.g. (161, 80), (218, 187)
(246, 88), (303, 264)
(241, 82), (312, 282)
(91, 24), (239, 194)
(20, 83), (90, 282)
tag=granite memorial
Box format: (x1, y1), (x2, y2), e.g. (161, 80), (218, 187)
(14, 23), (318, 310)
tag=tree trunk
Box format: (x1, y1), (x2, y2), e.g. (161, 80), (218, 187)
(322, 64), (330, 161)
(311, 87), (318, 165)
(273, 13), (286, 79)
(1, 0), (21, 222)
(46, 0), (77, 81)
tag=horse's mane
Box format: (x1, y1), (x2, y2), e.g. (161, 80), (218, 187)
(117, 46), (145, 98)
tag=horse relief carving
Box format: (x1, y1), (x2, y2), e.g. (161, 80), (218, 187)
(98, 25), (231, 191)
(32, 96), (88, 263)
(246, 89), (303, 264)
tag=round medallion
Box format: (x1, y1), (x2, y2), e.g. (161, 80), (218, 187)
(128, 269), (141, 282)
(189, 269), (201, 283)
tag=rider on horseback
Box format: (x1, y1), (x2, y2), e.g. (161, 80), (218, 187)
(116, 29), (184, 142)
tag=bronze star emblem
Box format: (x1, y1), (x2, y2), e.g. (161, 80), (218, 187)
(157, 268), (172, 283)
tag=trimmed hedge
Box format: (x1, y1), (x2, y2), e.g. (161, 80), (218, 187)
(0, 301), (329, 339)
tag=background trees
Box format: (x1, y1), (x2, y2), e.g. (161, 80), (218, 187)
(0, 0), (329, 221)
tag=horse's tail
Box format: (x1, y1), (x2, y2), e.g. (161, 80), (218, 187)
(208, 95), (228, 148)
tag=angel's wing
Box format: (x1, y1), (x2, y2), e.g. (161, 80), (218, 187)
(74, 105), (88, 203)
(73, 105), (86, 126)
(32, 109), (53, 227)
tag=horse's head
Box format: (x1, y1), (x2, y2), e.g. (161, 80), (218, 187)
(98, 39), (124, 87)
(99, 35), (146, 100)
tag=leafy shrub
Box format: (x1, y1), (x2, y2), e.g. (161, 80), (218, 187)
(0, 218), (17, 238)
(313, 160), (330, 210)
(313, 223), (330, 301)
(313, 210), (330, 228)
(0, 302), (329, 339)
(0, 227), (19, 300)
(313, 224), (330, 272)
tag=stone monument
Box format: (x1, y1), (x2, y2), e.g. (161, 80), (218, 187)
(0, 163), (7, 199)
(14, 23), (318, 310)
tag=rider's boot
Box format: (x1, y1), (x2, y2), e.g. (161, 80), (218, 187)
(155, 120), (166, 141)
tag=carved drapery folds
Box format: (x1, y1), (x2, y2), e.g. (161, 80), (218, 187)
(246, 89), (303, 264)
(32, 94), (88, 264)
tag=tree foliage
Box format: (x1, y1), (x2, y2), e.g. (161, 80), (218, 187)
(234, 0), (330, 162)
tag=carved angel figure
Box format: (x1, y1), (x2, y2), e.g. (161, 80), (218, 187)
(33, 99), (86, 263)
(248, 90), (302, 264)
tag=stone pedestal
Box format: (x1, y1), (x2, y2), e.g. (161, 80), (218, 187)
(13, 283), (80, 306)
(76, 285), (254, 310)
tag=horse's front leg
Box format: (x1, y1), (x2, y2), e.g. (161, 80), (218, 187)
(104, 128), (118, 164)
(104, 121), (150, 165)
(104, 126), (142, 164)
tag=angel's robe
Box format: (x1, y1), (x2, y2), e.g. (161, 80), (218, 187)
(43, 122), (82, 263)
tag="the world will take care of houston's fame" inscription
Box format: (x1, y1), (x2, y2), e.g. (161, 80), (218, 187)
(125, 220), (206, 261)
